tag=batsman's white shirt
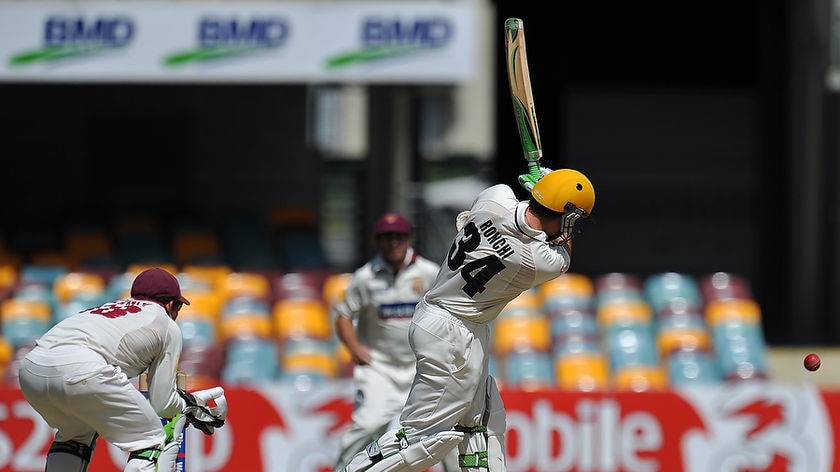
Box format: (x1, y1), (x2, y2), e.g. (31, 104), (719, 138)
(403, 184), (571, 459)
(333, 247), (441, 471)
(425, 184), (570, 325)
(19, 298), (187, 452)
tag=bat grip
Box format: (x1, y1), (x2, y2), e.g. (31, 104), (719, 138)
(527, 161), (542, 181)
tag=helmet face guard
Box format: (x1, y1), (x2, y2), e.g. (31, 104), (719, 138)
(561, 201), (589, 235)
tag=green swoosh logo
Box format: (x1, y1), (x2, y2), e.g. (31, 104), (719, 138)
(10, 45), (114, 66)
(325, 44), (436, 69)
(164, 45), (271, 66)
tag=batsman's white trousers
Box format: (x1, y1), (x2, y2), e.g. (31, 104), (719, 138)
(334, 358), (414, 472)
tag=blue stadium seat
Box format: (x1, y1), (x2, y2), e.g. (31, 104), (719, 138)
(221, 337), (279, 385)
(502, 348), (554, 391)
(666, 348), (723, 386)
(643, 272), (703, 317)
(712, 320), (769, 380)
(602, 320), (659, 372)
(177, 318), (217, 346)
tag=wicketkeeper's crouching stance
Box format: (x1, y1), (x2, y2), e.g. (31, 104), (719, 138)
(18, 267), (229, 472)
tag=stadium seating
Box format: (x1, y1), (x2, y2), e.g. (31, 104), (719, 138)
(0, 213), (776, 392)
(700, 271), (753, 301)
(705, 298), (768, 380)
(665, 348), (723, 386)
(278, 337), (339, 391)
(221, 337), (279, 385)
(500, 348), (554, 391)
(643, 272), (703, 317)
(272, 298), (332, 341)
(612, 365), (668, 392)
(0, 298), (51, 349)
(555, 351), (609, 391)
(220, 272), (272, 304)
(52, 272), (106, 305)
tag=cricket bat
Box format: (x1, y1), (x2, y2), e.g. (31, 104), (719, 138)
(139, 371), (187, 470)
(504, 18), (543, 183)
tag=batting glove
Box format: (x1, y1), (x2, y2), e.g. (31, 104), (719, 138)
(455, 211), (470, 231)
(518, 166), (552, 193)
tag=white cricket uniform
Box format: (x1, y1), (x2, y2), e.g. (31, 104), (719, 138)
(18, 298), (187, 454)
(333, 247), (441, 472)
(345, 184), (572, 472)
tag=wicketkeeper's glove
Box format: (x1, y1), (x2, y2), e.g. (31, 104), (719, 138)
(518, 166), (552, 193)
(177, 387), (228, 435)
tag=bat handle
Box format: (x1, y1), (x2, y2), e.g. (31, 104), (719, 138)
(527, 161), (542, 179)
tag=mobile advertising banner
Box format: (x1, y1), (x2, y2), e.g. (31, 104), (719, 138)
(1, 380), (839, 472)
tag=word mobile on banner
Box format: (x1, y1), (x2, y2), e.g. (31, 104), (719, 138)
(0, 1), (477, 84)
(2, 382), (840, 471)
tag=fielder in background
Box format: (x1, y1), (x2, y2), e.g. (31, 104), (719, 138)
(18, 267), (228, 472)
(333, 213), (458, 472)
(343, 168), (595, 472)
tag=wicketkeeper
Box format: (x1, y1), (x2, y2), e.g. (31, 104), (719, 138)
(18, 267), (228, 472)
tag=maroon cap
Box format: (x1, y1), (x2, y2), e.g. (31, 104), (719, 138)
(375, 213), (412, 235)
(130, 267), (191, 305)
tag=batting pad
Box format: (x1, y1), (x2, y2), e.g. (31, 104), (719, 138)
(344, 430), (464, 472)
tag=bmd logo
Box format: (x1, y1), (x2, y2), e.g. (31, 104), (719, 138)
(164, 16), (290, 66)
(9, 15), (135, 66)
(326, 17), (454, 68)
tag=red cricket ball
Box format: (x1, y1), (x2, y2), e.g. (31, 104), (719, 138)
(804, 353), (821, 371)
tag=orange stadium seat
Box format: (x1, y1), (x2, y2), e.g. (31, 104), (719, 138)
(492, 315), (551, 355)
(597, 299), (653, 327)
(705, 298), (762, 326)
(612, 365), (668, 392)
(555, 352), (609, 392)
(538, 273), (594, 299)
(272, 298), (332, 341)
(657, 326), (712, 357)
(1, 298), (52, 349)
(179, 290), (225, 321)
(0, 263), (17, 300)
(181, 264), (233, 292)
(52, 272), (106, 304)
(1, 298), (52, 323)
(500, 288), (542, 317)
(218, 314), (272, 343)
(0, 336), (13, 381)
(279, 338), (339, 386)
(221, 272), (272, 303)
(322, 272), (352, 307)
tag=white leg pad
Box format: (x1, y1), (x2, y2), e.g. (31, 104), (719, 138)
(344, 430), (464, 472)
(458, 377), (507, 471)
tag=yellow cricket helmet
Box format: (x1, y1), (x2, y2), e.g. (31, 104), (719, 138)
(531, 169), (595, 215)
